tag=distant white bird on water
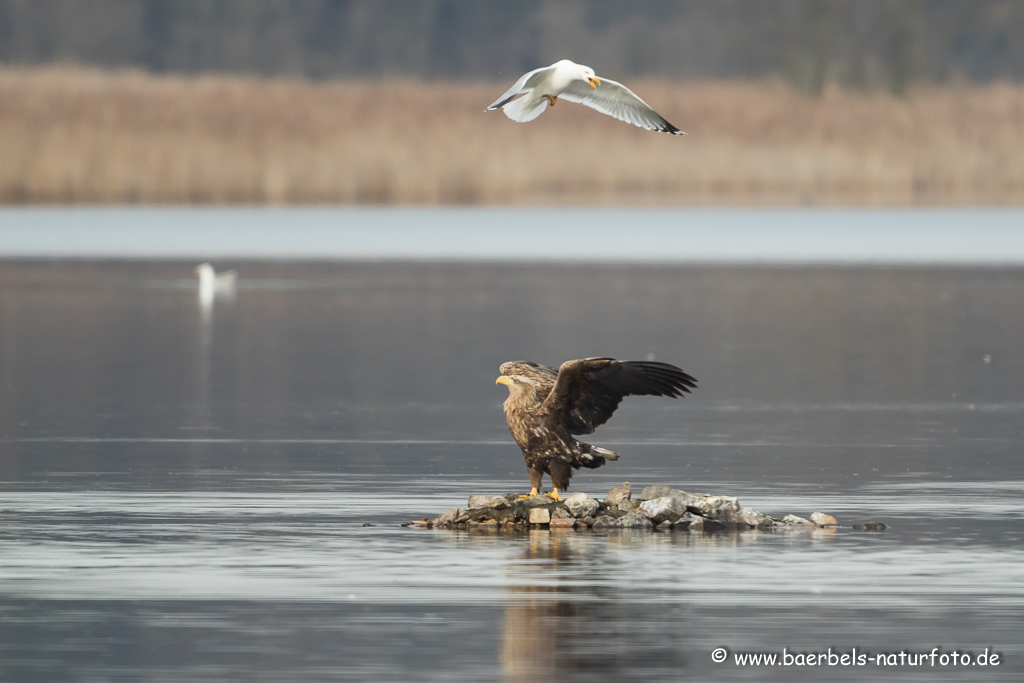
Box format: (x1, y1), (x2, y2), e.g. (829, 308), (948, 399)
(195, 263), (237, 307)
(487, 59), (685, 135)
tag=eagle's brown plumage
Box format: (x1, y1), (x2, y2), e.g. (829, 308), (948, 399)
(495, 357), (697, 500)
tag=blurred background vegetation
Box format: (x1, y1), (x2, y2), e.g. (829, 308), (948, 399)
(2, 0), (1022, 92)
(1, 0), (1022, 205)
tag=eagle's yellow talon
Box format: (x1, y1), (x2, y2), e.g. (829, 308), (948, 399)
(546, 489), (563, 502)
(519, 487), (540, 499)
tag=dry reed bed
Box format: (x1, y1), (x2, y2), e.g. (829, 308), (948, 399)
(1, 65), (1022, 205)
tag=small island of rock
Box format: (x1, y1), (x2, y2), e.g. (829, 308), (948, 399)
(405, 485), (883, 532)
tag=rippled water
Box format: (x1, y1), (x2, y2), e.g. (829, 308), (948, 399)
(2, 258), (1023, 681)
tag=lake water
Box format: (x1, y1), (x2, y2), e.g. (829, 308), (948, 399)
(1, 209), (1023, 681)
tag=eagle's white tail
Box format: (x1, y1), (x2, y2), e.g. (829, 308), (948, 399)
(502, 95), (548, 123)
(573, 443), (619, 470)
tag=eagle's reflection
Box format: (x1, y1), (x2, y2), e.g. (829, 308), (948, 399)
(498, 529), (693, 680)
(495, 526), (838, 680)
(500, 531), (582, 679)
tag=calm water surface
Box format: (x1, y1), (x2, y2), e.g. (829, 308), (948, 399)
(1, 250), (1023, 681)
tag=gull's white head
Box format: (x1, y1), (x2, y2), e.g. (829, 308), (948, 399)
(554, 59), (601, 90)
(578, 64), (601, 89)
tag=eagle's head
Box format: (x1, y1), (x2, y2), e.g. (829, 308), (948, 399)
(495, 361), (543, 404)
(496, 361), (539, 385)
(495, 373), (531, 390)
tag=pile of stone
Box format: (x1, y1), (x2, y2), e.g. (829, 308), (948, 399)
(406, 484), (845, 531)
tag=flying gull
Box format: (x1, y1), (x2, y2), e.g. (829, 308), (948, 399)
(487, 59), (685, 135)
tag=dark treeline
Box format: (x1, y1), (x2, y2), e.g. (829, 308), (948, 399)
(1, 0), (1022, 92)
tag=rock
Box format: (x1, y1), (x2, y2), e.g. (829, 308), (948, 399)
(682, 512), (731, 531)
(516, 494), (555, 507)
(809, 512), (838, 527)
(592, 512), (653, 529)
(416, 486), (863, 534)
(563, 492), (600, 518)
(688, 495), (741, 522)
(640, 485), (675, 500)
(780, 514), (814, 526)
(738, 507), (774, 528)
(617, 512), (653, 528)
(467, 507), (510, 524)
(640, 485), (711, 507)
(510, 497), (559, 522)
(639, 496), (686, 524)
(529, 508), (551, 524)
(435, 508), (466, 526)
(674, 512), (699, 530)
(668, 489), (712, 508)
(595, 502), (622, 518)
(677, 512), (729, 532)
(467, 494), (512, 510)
(467, 495), (491, 509)
(605, 487), (632, 503)
(616, 499), (640, 513)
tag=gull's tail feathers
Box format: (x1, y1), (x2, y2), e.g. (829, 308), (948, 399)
(501, 95), (548, 123)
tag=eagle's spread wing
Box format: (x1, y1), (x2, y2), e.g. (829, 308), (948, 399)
(542, 357), (697, 434)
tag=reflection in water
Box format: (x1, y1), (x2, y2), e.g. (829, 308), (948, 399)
(499, 528), (842, 681)
(502, 533), (592, 680)
(195, 263), (236, 433)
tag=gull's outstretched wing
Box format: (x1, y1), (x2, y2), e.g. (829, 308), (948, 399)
(486, 66), (556, 111)
(559, 78), (686, 134)
(541, 357), (698, 435)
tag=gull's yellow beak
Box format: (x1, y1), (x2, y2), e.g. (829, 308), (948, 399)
(495, 375), (513, 387)
(587, 76), (601, 89)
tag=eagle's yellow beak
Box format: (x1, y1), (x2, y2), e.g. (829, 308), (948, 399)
(495, 375), (513, 386)
(587, 76), (601, 89)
